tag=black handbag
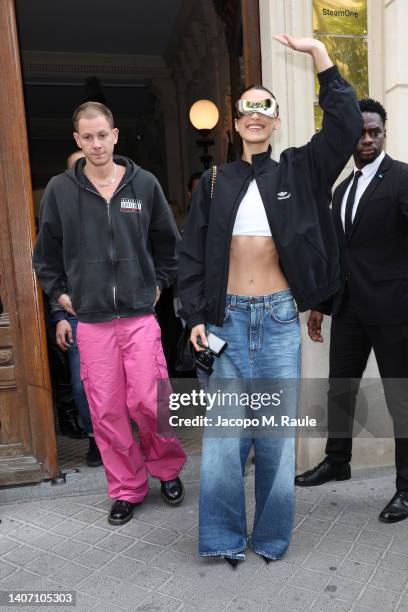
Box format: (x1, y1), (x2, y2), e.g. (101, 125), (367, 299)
(175, 166), (217, 372)
(175, 325), (195, 371)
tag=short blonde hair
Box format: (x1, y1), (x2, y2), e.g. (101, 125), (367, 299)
(73, 101), (114, 131)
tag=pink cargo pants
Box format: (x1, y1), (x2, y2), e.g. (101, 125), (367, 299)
(76, 314), (186, 502)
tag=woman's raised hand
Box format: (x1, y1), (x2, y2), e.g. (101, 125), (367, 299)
(273, 34), (332, 72)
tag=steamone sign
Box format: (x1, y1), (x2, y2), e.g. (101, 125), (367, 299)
(321, 8), (359, 17)
(313, 0), (367, 36)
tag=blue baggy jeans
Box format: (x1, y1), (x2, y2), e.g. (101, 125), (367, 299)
(199, 290), (301, 560)
(67, 316), (93, 435)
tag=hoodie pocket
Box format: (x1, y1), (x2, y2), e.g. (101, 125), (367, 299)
(116, 258), (156, 310)
(76, 261), (116, 314)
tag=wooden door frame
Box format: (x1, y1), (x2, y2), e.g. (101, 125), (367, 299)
(214, 0), (262, 151)
(0, 0), (261, 484)
(0, 0), (57, 483)
(242, 0), (262, 86)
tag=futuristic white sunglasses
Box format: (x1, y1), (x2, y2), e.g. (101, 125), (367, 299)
(235, 97), (279, 118)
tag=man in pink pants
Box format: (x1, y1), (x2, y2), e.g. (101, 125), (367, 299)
(33, 101), (186, 525)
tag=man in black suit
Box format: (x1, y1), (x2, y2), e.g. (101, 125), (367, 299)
(296, 98), (408, 523)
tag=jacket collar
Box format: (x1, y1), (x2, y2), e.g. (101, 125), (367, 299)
(235, 145), (278, 175)
(347, 153), (392, 239)
(333, 153), (393, 242)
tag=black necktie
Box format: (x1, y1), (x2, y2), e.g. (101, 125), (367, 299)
(344, 170), (362, 237)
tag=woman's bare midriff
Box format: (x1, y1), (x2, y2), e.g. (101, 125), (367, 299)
(227, 236), (289, 295)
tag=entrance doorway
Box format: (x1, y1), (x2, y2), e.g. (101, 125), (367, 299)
(0, 0), (261, 485)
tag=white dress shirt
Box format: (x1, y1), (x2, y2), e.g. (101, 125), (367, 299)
(340, 150), (385, 231)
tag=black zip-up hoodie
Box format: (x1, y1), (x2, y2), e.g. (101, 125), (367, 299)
(178, 66), (363, 328)
(33, 156), (179, 323)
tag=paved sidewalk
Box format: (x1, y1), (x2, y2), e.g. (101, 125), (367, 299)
(1, 456), (408, 611)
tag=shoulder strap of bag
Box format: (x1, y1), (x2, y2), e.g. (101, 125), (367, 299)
(210, 165), (217, 199)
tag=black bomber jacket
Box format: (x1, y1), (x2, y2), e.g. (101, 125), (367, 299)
(177, 65), (363, 328)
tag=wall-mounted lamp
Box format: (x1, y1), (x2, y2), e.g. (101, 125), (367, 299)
(189, 99), (219, 169)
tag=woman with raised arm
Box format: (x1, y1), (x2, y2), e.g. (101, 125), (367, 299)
(178, 35), (363, 566)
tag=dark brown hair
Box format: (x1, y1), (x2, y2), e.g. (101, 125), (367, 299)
(239, 83), (275, 99)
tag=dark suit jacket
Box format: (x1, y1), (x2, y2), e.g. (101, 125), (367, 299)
(318, 154), (408, 324)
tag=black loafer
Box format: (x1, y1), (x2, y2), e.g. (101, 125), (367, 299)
(295, 460), (351, 487)
(160, 477), (184, 505)
(86, 437), (103, 468)
(108, 500), (138, 525)
(379, 491), (408, 523)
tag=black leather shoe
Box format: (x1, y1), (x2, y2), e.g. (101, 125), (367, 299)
(262, 555), (272, 564)
(295, 460), (351, 487)
(86, 437), (103, 468)
(108, 500), (137, 525)
(224, 557), (239, 568)
(379, 491), (408, 523)
(58, 406), (87, 439)
(160, 477), (184, 505)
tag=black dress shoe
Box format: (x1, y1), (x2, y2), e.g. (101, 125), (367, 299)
(379, 490), (408, 523)
(160, 477), (184, 505)
(295, 460), (351, 487)
(86, 437), (103, 467)
(262, 555), (272, 564)
(58, 406), (87, 439)
(108, 500), (138, 525)
(224, 557), (239, 568)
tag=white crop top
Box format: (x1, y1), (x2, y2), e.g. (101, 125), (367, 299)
(232, 179), (272, 237)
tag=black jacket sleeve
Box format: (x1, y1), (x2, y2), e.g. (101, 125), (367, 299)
(307, 65), (363, 193)
(48, 295), (68, 322)
(311, 297), (333, 315)
(398, 163), (408, 220)
(149, 178), (180, 291)
(32, 180), (66, 301)
(177, 169), (211, 328)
